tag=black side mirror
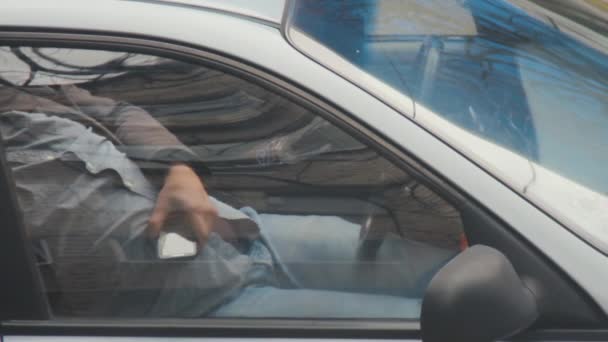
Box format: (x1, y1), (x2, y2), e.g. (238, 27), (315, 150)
(421, 245), (538, 342)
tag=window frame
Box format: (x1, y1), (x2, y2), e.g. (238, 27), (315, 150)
(0, 30), (603, 339)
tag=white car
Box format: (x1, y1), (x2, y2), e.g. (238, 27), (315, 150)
(1, 1), (608, 342)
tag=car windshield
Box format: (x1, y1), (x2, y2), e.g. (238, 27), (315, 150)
(286, 0), (608, 252)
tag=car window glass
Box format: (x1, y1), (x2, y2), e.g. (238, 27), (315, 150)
(288, 0), (608, 252)
(0, 46), (464, 320)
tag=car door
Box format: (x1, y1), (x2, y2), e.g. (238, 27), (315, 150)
(0, 36), (461, 335)
(0, 2), (608, 341)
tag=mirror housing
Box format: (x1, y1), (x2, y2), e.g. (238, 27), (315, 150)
(421, 245), (538, 342)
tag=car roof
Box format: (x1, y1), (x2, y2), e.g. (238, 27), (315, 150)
(136, 0), (286, 26)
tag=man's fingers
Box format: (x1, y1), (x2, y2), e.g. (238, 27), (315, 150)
(148, 204), (168, 238)
(187, 212), (211, 246)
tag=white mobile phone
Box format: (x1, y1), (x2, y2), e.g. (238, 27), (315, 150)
(157, 232), (198, 259)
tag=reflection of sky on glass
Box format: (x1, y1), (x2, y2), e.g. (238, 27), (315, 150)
(292, 0), (608, 195)
(367, 0), (477, 36)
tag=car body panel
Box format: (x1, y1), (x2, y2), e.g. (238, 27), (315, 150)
(1, 0), (607, 326)
(132, 0), (285, 25)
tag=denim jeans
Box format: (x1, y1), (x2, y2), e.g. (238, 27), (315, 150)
(209, 208), (455, 319)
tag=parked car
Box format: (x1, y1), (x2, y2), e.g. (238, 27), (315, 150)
(1, 0), (608, 341)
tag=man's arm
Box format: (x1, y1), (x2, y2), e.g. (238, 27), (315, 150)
(58, 85), (217, 246)
(59, 85), (204, 167)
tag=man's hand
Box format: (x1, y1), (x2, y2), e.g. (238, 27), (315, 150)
(148, 164), (218, 246)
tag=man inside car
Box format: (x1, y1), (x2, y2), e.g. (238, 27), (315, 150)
(0, 81), (445, 319)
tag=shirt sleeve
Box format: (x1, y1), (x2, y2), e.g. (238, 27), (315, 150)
(59, 85), (209, 174)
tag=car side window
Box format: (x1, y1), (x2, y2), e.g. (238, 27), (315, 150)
(0, 46), (465, 320)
